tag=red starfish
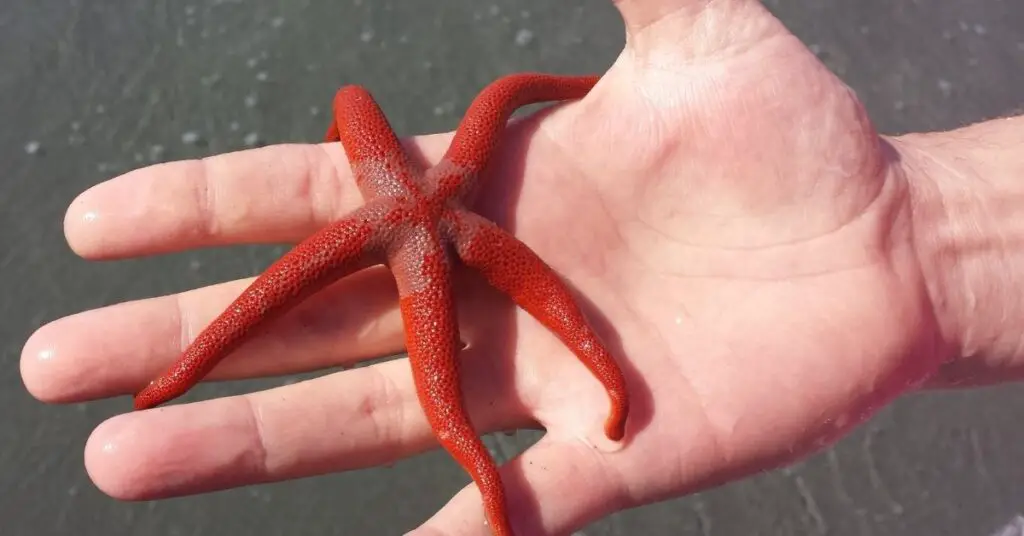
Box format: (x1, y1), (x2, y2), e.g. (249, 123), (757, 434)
(133, 73), (630, 535)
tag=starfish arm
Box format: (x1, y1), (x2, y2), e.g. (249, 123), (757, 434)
(446, 209), (629, 441)
(326, 85), (423, 199)
(133, 203), (391, 410)
(437, 73), (598, 193)
(390, 227), (513, 536)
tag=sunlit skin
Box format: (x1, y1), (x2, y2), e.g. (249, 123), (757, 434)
(131, 73), (629, 536)
(21, 1), (1024, 535)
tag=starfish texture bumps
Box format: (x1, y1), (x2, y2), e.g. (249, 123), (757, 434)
(133, 73), (630, 536)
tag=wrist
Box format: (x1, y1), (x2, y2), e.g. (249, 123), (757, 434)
(891, 115), (1024, 386)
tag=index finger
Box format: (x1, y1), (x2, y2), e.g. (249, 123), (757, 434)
(64, 136), (450, 261)
(65, 143), (352, 259)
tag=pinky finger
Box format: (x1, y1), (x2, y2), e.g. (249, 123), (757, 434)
(411, 436), (628, 536)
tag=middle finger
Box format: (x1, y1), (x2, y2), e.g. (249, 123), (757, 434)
(22, 265), (405, 404)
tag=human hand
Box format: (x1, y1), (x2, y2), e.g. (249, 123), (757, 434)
(21, 0), (1022, 534)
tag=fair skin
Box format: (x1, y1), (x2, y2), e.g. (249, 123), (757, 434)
(20, 0), (1024, 534)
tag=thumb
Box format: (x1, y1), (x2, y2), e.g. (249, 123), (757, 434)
(611, 0), (787, 60)
(613, 0), (713, 35)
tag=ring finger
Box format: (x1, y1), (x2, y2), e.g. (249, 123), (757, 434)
(85, 344), (534, 501)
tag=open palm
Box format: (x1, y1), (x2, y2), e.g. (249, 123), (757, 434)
(23, 2), (949, 535)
